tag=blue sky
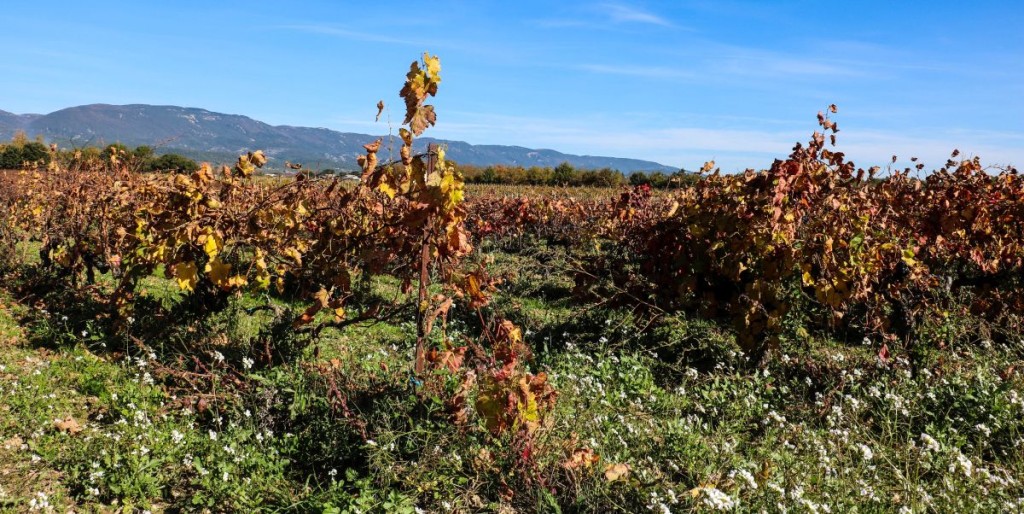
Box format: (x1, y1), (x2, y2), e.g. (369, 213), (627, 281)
(1, 1), (1021, 171)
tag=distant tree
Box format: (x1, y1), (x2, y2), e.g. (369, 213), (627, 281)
(126, 145), (155, 172)
(0, 132), (38, 169)
(502, 165), (528, 184)
(553, 162), (576, 185)
(629, 171), (650, 186)
(480, 166), (498, 184)
(147, 153), (200, 173)
(525, 166), (552, 185)
(21, 142), (50, 165)
(0, 146), (23, 169)
(592, 168), (625, 187)
(456, 164), (484, 183)
(669, 170), (700, 188)
(648, 171), (669, 188)
(133, 145), (154, 161)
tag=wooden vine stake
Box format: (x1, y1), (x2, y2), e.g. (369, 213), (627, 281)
(414, 143), (439, 375)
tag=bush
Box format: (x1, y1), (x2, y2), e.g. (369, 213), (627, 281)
(147, 153), (200, 173)
(0, 146), (24, 169)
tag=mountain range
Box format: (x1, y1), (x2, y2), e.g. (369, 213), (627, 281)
(0, 104), (678, 174)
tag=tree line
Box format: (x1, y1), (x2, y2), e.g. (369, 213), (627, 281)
(0, 132), (200, 173)
(457, 162), (698, 188)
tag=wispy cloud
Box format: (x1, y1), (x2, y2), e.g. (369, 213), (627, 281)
(576, 63), (697, 80)
(713, 52), (864, 78)
(532, 2), (677, 31)
(277, 24), (426, 46)
(596, 3), (674, 27)
(574, 40), (868, 91)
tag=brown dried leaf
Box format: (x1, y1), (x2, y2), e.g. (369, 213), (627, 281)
(55, 417), (82, 434)
(249, 150), (267, 168)
(563, 447), (600, 470)
(408, 105), (437, 136)
(603, 463), (630, 482)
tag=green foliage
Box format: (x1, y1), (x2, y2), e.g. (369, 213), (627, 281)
(20, 142), (50, 165)
(0, 145), (23, 169)
(462, 161), (627, 186)
(132, 145), (154, 162)
(146, 152), (200, 173)
(459, 162), (689, 188)
(553, 161), (576, 185)
(628, 171), (649, 186)
(0, 134), (51, 169)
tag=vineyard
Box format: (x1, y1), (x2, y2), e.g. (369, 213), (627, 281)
(0, 55), (1023, 513)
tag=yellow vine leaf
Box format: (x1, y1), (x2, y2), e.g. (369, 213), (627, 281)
(235, 156), (255, 177)
(200, 228), (223, 258)
(172, 261), (198, 291)
(254, 248), (271, 289)
(205, 256), (232, 288)
(423, 52), (441, 83)
(284, 247), (303, 266)
(516, 376), (541, 432)
(255, 272), (271, 290)
(378, 179), (398, 199)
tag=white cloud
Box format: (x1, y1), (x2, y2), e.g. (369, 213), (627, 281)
(576, 63), (697, 80)
(532, 2), (677, 30)
(277, 24), (426, 46)
(596, 3), (674, 27)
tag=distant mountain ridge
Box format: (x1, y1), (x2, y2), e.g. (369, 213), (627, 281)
(0, 104), (678, 173)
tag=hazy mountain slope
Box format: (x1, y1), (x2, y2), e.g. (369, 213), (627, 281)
(0, 104), (678, 173)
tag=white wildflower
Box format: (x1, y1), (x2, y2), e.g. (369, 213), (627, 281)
(700, 486), (738, 510)
(730, 468), (758, 490)
(951, 452), (973, 477)
(920, 433), (940, 453)
(856, 443), (874, 461)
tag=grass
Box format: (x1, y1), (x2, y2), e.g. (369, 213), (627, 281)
(0, 242), (1023, 512)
